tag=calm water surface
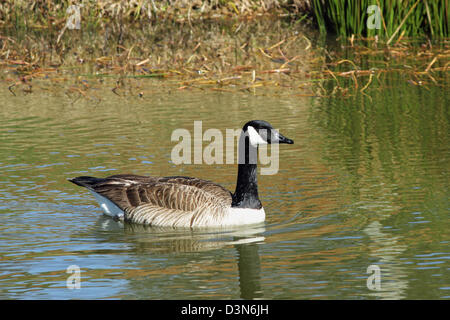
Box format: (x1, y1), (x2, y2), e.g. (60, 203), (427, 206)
(0, 76), (448, 299)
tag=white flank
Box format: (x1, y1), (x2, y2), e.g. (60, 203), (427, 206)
(247, 126), (267, 147)
(88, 190), (265, 227)
(225, 207), (266, 226)
(89, 190), (124, 219)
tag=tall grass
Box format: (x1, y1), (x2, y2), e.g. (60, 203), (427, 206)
(312, 0), (449, 38)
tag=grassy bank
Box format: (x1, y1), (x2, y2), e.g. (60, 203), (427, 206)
(0, 1), (448, 101)
(0, 18), (323, 98)
(0, 0), (311, 29)
(1, 1), (448, 39)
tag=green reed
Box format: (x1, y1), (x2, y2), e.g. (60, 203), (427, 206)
(312, 0), (449, 38)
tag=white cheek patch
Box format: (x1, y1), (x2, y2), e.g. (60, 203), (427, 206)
(247, 126), (267, 147)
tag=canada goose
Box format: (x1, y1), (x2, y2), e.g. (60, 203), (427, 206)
(69, 120), (293, 228)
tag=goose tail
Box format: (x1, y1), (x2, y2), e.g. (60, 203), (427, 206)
(69, 176), (125, 219)
(68, 176), (106, 190)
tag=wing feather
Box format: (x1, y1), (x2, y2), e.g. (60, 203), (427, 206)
(81, 174), (232, 227)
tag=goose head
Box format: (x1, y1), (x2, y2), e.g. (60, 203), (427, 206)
(242, 120), (294, 147)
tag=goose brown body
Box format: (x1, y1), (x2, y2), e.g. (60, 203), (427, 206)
(70, 174), (236, 227)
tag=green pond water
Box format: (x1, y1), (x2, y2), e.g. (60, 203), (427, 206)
(0, 71), (448, 299)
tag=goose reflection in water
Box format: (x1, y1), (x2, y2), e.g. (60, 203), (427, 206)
(95, 216), (265, 299)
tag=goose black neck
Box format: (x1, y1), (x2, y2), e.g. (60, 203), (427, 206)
(232, 137), (262, 209)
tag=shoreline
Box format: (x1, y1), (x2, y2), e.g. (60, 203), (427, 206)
(0, 2), (448, 99)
